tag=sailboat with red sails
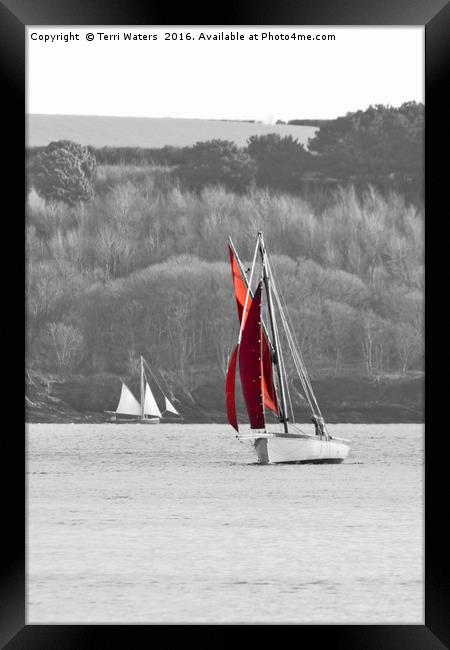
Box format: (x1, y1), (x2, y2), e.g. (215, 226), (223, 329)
(226, 232), (350, 464)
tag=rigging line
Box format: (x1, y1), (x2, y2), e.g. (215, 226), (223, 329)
(291, 423), (308, 435)
(106, 379), (123, 411)
(144, 363), (182, 416)
(266, 258), (309, 384)
(272, 281), (321, 420)
(282, 356), (295, 423)
(266, 282), (297, 425)
(267, 256), (323, 417)
(275, 294), (313, 407)
(263, 299), (293, 424)
(153, 363), (174, 396)
(142, 358), (167, 399)
(262, 299), (284, 421)
(261, 239), (289, 431)
(272, 303), (295, 424)
(278, 294), (321, 417)
(277, 294), (314, 415)
(154, 370), (182, 414)
(142, 366), (172, 417)
(282, 340), (296, 423)
(268, 267), (315, 413)
(298, 346), (322, 416)
(271, 290), (293, 424)
(269, 264), (319, 412)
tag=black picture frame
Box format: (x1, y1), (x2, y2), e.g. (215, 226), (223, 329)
(4, 0), (448, 646)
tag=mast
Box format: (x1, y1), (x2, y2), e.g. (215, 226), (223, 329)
(140, 355), (145, 420)
(258, 232), (289, 433)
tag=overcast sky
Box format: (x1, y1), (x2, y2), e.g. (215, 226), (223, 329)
(26, 26), (424, 122)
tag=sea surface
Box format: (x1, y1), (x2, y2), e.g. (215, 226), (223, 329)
(27, 423), (424, 624)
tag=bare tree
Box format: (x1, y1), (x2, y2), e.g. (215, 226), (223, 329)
(324, 300), (358, 375)
(392, 323), (423, 374)
(358, 310), (385, 377)
(48, 322), (84, 372)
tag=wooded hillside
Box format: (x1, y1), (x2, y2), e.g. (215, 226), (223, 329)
(26, 103), (424, 420)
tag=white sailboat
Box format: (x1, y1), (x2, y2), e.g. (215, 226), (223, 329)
(226, 232), (350, 464)
(106, 356), (181, 424)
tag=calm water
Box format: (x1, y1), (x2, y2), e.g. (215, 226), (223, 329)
(27, 423), (424, 623)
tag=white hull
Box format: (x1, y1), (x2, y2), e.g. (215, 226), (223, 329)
(106, 413), (160, 424)
(251, 433), (350, 465)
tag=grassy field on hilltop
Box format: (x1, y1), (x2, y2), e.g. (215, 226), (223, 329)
(27, 114), (317, 148)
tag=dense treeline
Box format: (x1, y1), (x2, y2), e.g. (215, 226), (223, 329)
(26, 165), (424, 392)
(27, 143), (190, 169)
(286, 119), (331, 127)
(308, 102), (424, 195)
(27, 102), (424, 204)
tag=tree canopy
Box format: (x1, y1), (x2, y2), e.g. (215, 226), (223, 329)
(308, 102), (424, 192)
(177, 139), (256, 192)
(29, 140), (97, 204)
(247, 133), (313, 192)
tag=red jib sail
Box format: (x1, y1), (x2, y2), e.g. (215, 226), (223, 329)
(228, 243), (278, 416)
(229, 243), (251, 328)
(225, 344), (239, 432)
(239, 282), (265, 429)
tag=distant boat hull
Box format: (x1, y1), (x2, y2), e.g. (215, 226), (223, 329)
(105, 412), (160, 424)
(252, 433), (350, 465)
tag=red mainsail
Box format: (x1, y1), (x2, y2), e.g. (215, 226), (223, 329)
(239, 282), (265, 429)
(228, 243), (279, 416)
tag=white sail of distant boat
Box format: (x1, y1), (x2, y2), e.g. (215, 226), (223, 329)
(164, 395), (180, 415)
(144, 382), (162, 418)
(106, 355), (182, 424)
(115, 382), (142, 416)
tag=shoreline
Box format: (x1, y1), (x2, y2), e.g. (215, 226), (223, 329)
(26, 371), (424, 426)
